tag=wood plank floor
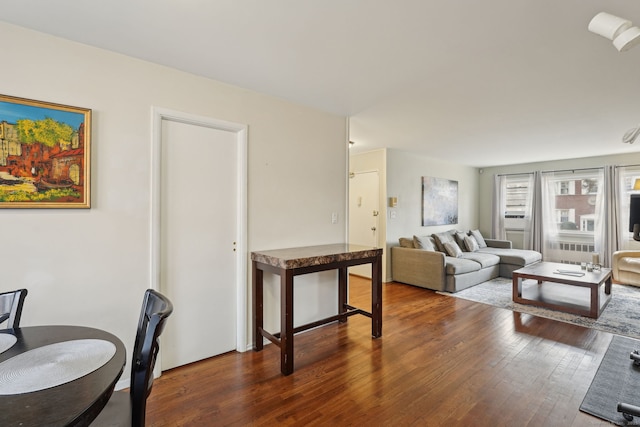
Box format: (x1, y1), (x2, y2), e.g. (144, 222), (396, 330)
(146, 275), (615, 426)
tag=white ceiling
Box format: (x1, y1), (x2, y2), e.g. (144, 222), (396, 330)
(2, 0), (640, 167)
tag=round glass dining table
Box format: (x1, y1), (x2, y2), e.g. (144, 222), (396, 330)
(0, 325), (126, 426)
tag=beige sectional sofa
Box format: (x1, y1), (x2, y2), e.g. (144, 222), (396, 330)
(391, 229), (541, 293)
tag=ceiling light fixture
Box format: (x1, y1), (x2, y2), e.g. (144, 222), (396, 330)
(588, 12), (640, 52)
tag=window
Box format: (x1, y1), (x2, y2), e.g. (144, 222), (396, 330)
(581, 179), (598, 195)
(542, 169), (604, 264)
(557, 181), (575, 195)
(557, 209), (575, 225)
(616, 167), (640, 249)
(505, 178), (529, 218)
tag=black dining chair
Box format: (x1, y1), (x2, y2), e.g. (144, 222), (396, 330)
(0, 289), (28, 329)
(92, 289), (173, 427)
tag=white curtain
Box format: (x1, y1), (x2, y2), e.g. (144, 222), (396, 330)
(492, 174), (507, 240)
(540, 172), (560, 262)
(592, 168), (607, 265)
(523, 172), (538, 251)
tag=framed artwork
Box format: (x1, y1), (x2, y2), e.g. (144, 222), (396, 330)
(0, 95), (91, 208)
(422, 176), (458, 226)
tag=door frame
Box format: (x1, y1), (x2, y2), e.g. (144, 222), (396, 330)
(150, 107), (248, 364)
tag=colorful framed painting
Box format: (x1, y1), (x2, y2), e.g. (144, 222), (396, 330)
(0, 95), (91, 208)
(422, 176), (458, 226)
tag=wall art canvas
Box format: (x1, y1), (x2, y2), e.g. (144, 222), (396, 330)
(0, 95), (91, 208)
(422, 176), (458, 226)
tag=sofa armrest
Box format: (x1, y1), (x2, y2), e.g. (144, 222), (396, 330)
(484, 239), (512, 249)
(391, 246), (446, 291)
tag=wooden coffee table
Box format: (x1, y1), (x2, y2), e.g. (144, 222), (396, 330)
(512, 261), (612, 319)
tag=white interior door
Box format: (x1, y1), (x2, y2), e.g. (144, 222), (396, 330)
(159, 118), (238, 370)
(349, 171), (380, 278)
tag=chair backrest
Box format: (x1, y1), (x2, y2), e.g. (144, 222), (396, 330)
(129, 289), (173, 427)
(0, 289), (28, 329)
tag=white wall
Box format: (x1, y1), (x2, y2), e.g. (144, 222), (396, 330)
(386, 149), (479, 278)
(0, 23), (347, 381)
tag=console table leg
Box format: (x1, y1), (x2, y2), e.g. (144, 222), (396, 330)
(252, 262), (263, 351)
(281, 269), (294, 375)
(372, 254), (382, 338)
(338, 267), (348, 323)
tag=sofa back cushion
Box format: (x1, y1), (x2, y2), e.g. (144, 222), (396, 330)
(413, 235), (436, 251)
(454, 231), (468, 250)
(399, 237), (415, 248)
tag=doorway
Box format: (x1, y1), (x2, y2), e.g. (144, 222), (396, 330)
(151, 108), (247, 372)
(348, 170), (380, 278)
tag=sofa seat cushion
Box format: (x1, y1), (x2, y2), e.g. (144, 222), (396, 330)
(444, 257), (481, 275)
(619, 257), (640, 274)
(478, 247), (541, 266)
(460, 252), (500, 268)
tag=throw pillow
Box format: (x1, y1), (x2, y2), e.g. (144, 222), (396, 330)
(454, 231), (468, 251)
(399, 237), (415, 248)
(443, 241), (463, 258)
(464, 235), (479, 252)
(469, 229), (487, 248)
(432, 232), (455, 252)
(413, 235), (435, 251)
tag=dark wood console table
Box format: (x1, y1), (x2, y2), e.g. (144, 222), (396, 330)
(251, 243), (383, 375)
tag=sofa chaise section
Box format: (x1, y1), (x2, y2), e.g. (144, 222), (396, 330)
(479, 239), (542, 278)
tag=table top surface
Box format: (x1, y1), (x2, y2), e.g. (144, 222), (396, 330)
(0, 325), (126, 427)
(513, 261), (612, 285)
(251, 243), (382, 269)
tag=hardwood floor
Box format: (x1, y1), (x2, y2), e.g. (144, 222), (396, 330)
(146, 275), (614, 426)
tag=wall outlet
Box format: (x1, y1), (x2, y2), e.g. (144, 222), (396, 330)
(331, 212), (338, 224)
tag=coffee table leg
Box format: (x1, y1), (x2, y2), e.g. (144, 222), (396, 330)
(590, 285), (599, 318)
(512, 274), (523, 302)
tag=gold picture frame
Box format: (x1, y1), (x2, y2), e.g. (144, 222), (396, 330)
(0, 94), (91, 208)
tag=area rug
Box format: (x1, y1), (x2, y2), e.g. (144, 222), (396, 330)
(437, 278), (640, 339)
(580, 335), (640, 426)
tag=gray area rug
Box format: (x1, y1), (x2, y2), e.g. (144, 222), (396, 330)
(438, 278), (640, 339)
(580, 335), (640, 426)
